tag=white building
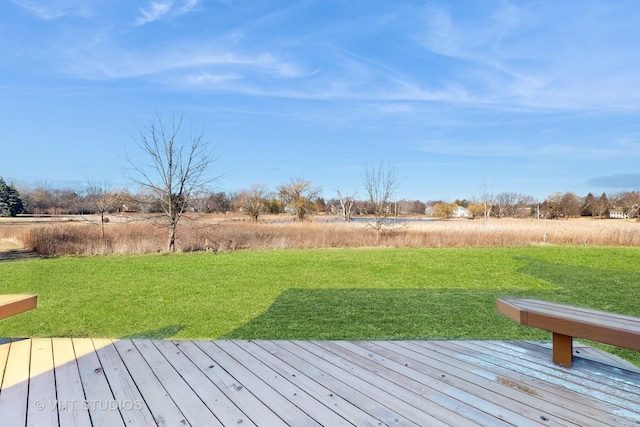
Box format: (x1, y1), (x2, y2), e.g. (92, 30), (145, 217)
(452, 205), (471, 218)
(609, 210), (628, 219)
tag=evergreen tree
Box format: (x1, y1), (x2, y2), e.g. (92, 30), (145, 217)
(0, 177), (23, 217)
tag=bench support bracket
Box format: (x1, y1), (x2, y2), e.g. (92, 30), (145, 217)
(553, 332), (573, 368)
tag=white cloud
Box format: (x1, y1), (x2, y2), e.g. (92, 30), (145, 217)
(11, 0), (93, 20)
(136, 0), (201, 26)
(136, 1), (174, 26)
(186, 72), (243, 85)
(415, 2), (640, 111)
(176, 0), (200, 15)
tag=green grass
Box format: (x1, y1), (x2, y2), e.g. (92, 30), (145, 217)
(1, 247), (639, 364)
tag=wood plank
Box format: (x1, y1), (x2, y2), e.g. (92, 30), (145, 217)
(72, 338), (125, 426)
(0, 338), (636, 427)
(215, 340), (333, 427)
(92, 338), (157, 426)
(0, 339), (31, 426)
(0, 295), (37, 320)
(153, 340), (255, 426)
(488, 341), (640, 397)
(327, 340), (532, 427)
(0, 340), (11, 396)
(195, 340), (321, 427)
(229, 341), (356, 426)
(292, 340), (456, 426)
(512, 299), (640, 327)
(388, 340), (627, 427)
(175, 341), (287, 427)
(26, 338), (58, 427)
(274, 341), (424, 427)
(498, 298), (640, 329)
(443, 341), (640, 424)
(258, 340), (404, 427)
(113, 339), (189, 426)
(238, 340), (380, 426)
(132, 339), (222, 427)
(52, 338), (92, 426)
(427, 341), (639, 426)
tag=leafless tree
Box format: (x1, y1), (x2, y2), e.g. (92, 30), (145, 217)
(558, 192), (581, 219)
(236, 183), (268, 222)
(362, 162), (401, 232)
(593, 193), (609, 219)
(278, 178), (321, 221)
(333, 189), (357, 222)
(84, 178), (123, 238)
(494, 192), (513, 218)
(473, 180), (494, 223)
(494, 192), (536, 218)
(125, 114), (218, 252)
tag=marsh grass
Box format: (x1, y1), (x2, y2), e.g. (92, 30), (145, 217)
(3, 215), (640, 256)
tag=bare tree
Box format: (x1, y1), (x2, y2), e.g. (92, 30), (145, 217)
(473, 180), (494, 223)
(84, 178), (123, 238)
(494, 193), (511, 218)
(125, 114), (218, 252)
(236, 183), (268, 222)
(362, 162), (401, 232)
(334, 189), (357, 222)
(593, 192), (609, 219)
(278, 178), (321, 221)
(558, 192), (581, 219)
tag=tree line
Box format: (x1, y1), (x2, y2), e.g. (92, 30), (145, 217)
(5, 179), (639, 221)
(2, 114), (639, 251)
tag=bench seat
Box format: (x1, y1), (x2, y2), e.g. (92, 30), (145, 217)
(0, 295), (37, 321)
(497, 298), (640, 367)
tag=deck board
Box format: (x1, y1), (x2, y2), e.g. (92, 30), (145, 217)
(52, 338), (92, 426)
(0, 338), (638, 426)
(26, 338), (57, 427)
(92, 338), (157, 426)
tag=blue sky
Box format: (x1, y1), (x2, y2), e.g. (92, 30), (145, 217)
(2, 0), (640, 202)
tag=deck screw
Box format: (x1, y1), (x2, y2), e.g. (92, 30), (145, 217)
(540, 416), (549, 422)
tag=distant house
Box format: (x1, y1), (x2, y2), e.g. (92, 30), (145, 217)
(609, 210), (628, 219)
(452, 205), (470, 218)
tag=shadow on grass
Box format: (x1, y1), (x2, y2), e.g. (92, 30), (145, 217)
(515, 257), (640, 313)
(224, 257), (640, 344)
(120, 324), (185, 339)
(222, 288), (548, 341)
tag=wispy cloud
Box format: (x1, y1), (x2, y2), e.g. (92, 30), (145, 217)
(416, 2), (640, 111)
(56, 40), (310, 85)
(136, 0), (201, 26)
(11, 0), (93, 20)
(136, 1), (174, 26)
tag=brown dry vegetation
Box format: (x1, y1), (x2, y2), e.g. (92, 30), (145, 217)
(1, 214), (639, 256)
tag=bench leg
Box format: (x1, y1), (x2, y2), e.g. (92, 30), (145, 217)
(552, 332), (573, 367)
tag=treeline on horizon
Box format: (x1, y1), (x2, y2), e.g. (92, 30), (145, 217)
(3, 177), (640, 220)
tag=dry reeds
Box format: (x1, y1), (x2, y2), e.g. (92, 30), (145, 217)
(2, 215), (639, 256)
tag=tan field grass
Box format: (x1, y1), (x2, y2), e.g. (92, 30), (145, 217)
(1, 214), (639, 256)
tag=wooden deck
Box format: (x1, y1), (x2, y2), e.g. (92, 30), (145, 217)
(0, 339), (638, 426)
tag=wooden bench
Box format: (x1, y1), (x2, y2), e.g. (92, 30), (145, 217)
(0, 295), (37, 321)
(496, 298), (640, 368)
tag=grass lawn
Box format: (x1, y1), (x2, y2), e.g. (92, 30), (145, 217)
(1, 246), (639, 364)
